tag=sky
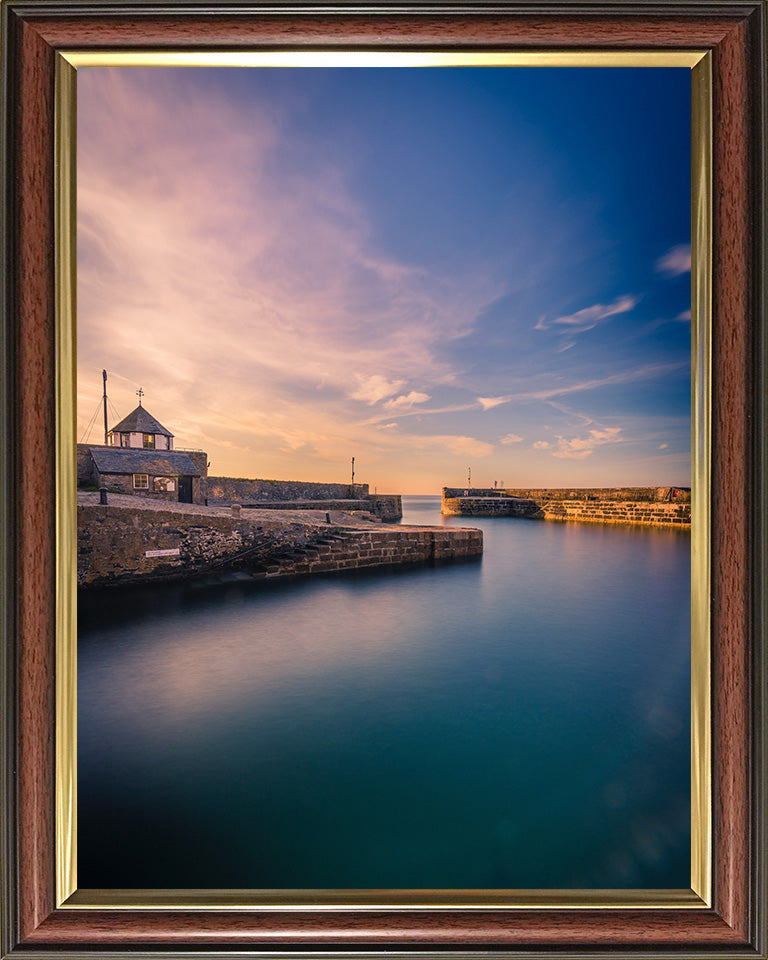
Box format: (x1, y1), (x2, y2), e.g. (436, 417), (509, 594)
(77, 66), (691, 494)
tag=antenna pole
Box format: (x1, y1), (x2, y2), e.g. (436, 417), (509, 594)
(102, 370), (108, 445)
(351, 457), (355, 485)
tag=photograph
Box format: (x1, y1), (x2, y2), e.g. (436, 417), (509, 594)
(75, 61), (694, 891)
(3, 1), (766, 955)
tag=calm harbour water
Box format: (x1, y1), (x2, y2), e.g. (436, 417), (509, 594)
(78, 496), (691, 889)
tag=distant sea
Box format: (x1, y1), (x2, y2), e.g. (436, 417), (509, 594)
(78, 495), (691, 889)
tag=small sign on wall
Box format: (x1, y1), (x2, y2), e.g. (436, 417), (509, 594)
(145, 548), (180, 558)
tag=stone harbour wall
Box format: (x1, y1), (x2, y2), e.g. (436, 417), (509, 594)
(205, 476), (369, 503)
(77, 504), (314, 587)
(368, 495), (402, 522)
(241, 494), (402, 522)
(259, 526), (483, 580)
(442, 487), (691, 528)
(443, 486), (690, 503)
(541, 499), (690, 527)
(442, 497), (540, 518)
(78, 504), (480, 588)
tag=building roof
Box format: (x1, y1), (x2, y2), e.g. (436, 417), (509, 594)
(109, 405), (174, 437)
(89, 448), (200, 477)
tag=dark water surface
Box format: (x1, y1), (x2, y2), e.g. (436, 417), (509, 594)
(78, 497), (691, 889)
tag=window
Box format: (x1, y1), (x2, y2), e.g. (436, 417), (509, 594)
(143, 434), (155, 449)
(133, 474), (149, 489)
(120, 433), (130, 447)
(154, 476), (176, 493)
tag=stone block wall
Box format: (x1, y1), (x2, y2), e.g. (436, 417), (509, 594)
(77, 505), (317, 587)
(238, 494), (402, 521)
(77, 444), (96, 485)
(262, 527), (483, 579)
(92, 472), (177, 502)
(442, 497), (540, 518)
(77, 443), (208, 504)
(184, 450), (209, 479)
(205, 476), (369, 503)
(443, 486), (690, 503)
(541, 499), (691, 527)
(442, 487), (691, 528)
(78, 506), (480, 587)
(368, 494), (402, 521)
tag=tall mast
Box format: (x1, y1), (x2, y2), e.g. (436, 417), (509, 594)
(102, 370), (108, 445)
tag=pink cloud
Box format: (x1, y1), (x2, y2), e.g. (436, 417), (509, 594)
(655, 244), (691, 277)
(477, 396), (512, 411)
(551, 427), (624, 460)
(76, 68), (497, 484)
(548, 294), (638, 334)
(383, 391), (431, 411)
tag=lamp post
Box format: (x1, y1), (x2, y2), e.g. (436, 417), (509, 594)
(102, 370), (108, 445)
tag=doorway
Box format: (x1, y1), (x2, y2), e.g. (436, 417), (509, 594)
(178, 476), (193, 503)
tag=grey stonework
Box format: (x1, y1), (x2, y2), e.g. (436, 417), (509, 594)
(238, 495), (402, 521)
(442, 489), (691, 528)
(77, 498), (479, 588)
(78, 451), (399, 517)
(78, 443), (208, 505)
(205, 476), (370, 504)
(443, 486), (691, 503)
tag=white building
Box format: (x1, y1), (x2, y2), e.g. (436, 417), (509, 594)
(108, 404), (174, 451)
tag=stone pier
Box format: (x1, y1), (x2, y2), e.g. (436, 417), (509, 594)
(77, 493), (481, 588)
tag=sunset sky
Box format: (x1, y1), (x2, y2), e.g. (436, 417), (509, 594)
(77, 66), (691, 494)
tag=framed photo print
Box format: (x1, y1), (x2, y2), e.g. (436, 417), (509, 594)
(1, 1), (766, 957)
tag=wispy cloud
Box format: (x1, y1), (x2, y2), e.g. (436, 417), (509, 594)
(535, 294), (638, 336)
(382, 391), (431, 411)
(532, 428), (624, 460)
(360, 402), (478, 426)
(553, 295), (638, 329)
(641, 307), (691, 335)
(544, 400), (594, 427)
(477, 396), (512, 411)
(551, 427), (624, 460)
(655, 244), (691, 277)
(76, 67), (692, 491)
(351, 375), (406, 405)
(513, 361), (687, 402)
(76, 68), (499, 482)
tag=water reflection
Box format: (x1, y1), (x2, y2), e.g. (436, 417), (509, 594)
(78, 496), (690, 889)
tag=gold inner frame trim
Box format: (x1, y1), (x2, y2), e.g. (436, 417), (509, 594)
(63, 51), (706, 69)
(689, 52), (713, 910)
(55, 51), (78, 911)
(55, 48), (712, 912)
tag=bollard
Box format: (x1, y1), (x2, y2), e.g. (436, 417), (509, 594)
(231, 503), (241, 518)
(326, 512), (332, 523)
(99, 488), (108, 505)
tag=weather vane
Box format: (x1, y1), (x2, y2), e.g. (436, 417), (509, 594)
(136, 387), (144, 405)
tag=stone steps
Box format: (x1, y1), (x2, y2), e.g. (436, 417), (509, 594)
(246, 528), (483, 579)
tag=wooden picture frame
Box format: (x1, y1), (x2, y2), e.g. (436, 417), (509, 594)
(1, 1), (766, 955)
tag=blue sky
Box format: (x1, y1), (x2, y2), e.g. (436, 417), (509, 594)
(77, 66), (691, 493)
